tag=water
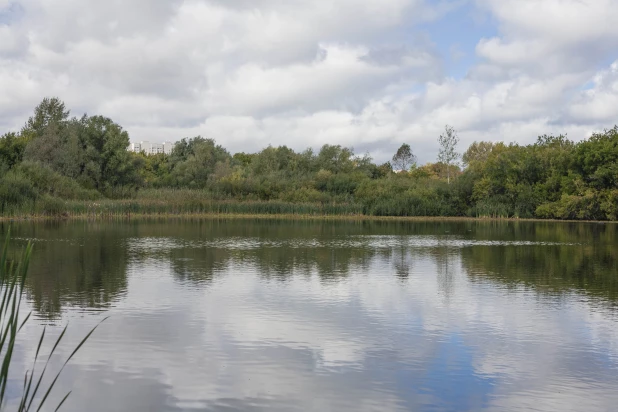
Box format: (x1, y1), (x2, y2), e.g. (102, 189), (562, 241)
(1, 219), (617, 411)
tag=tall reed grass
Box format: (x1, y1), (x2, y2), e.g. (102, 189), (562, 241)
(0, 230), (105, 411)
(468, 200), (512, 219)
(1, 192), (364, 219)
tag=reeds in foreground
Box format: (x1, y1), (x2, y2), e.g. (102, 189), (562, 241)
(0, 229), (105, 411)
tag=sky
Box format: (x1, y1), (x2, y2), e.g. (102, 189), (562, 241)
(9, 232), (618, 411)
(1, 0), (617, 163)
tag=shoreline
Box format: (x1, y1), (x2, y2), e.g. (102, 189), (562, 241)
(1, 212), (615, 224)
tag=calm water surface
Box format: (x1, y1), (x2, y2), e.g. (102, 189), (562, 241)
(1, 219), (617, 411)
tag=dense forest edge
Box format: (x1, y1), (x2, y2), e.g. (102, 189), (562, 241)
(1, 97), (617, 221)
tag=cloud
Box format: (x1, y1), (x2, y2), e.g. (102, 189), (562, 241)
(565, 61), (618, 124)
(0, 0), (617, 163)
(8, 227), (618, 411)
(475, 0), (618, 74)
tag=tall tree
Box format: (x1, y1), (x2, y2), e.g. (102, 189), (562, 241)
(21, 97), (70, 138)
(392, 143), (416, 172)
(22, 100), (83, 178)
(80, 115), (140, 190)
(169, 137), (231, 187)
(316, 144), (355, 174)
(438, 125), (460, 184)
(462, 141), (494, 167)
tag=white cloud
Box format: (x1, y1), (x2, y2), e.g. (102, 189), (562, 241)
(8, 231), (618, 411)
(566, 61), (618, 124)
(476, 0), (618, 73)
(0, 0), (617, 163)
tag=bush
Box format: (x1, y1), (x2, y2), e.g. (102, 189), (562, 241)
(600, 190), (618, 221)
(36, 194), (67, 216)
(535, 192), (604, 220)
(535, 203), (557, 219)
(281, 187), (330, 203)
(103, 185), (138, 200)
(16, 161), (101, 201)
(355, 176), (457, 217)
(0, 169), (37, 209)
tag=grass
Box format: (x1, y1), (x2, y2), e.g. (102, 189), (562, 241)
(1, 188), (616, 223)
(0, 197), (364, 219)
(4, 210), (613, 225)
(0, 229), (105, 411)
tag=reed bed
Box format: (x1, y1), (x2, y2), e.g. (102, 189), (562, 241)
(1, 195), (364, 219)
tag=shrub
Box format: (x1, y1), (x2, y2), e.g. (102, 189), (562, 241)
(16, 161), (101, 201)
(36, 195), (67, 216)
(0, 170), (37, 209)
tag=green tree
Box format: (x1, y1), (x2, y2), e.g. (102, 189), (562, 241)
(251, 146), (297, 176)
(21, 97), (70, 138)
(23, 120), (83, 179)
(0, 132), (29, 171)
(80, 115), (140, 190)
(169, 137), (231, 187)
(141, 152), (170, 187)
(372, 162), (393, 179)
(316, 144), (355, 174)
(233, 152), (256, 167)
(392, 143), (416, 171)
(462, 141), (494, 167)
(574, 126), (618, 190)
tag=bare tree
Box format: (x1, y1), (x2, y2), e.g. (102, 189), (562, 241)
(437, 125), (460, 184)
(392, 143), (417, 172)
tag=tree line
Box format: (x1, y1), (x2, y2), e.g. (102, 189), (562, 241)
(1, 98), (617, 220)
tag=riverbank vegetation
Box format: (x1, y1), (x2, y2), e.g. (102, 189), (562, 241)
(2, 98), (617, 220)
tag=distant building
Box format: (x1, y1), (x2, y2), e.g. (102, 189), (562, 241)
(129, 141), (176, 155)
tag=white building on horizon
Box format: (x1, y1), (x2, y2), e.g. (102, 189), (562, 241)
(129, 141), (177, 155)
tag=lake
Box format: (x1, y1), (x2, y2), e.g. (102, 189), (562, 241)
(2, 219), (617, 411)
